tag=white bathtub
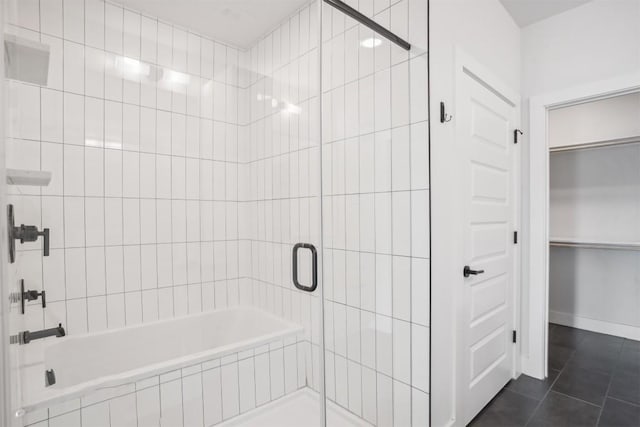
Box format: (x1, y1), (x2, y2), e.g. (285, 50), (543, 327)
(22, 307), (303, 412)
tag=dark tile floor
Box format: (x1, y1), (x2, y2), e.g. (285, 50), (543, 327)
(469, 324), (640, 427)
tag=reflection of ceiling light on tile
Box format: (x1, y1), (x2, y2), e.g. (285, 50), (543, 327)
(283, 103), (301, 115)
(361, 37), (382, 48)
(105, 140), (122, 150)
(84, 139), (103, 148)
(163, 69), (190, 85)
(116, 56), (150, 78)
(271, 99), (278, 108)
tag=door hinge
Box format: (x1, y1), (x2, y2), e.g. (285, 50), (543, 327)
(512, 330), (517, 343)
(440, 102), (452, 123)
(514, 129), (523, 144)
(514, 231), (518, 244)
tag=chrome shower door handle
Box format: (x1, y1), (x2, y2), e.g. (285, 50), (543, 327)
(292, 243), (318, 292)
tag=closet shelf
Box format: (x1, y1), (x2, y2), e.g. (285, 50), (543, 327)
(549, 135), (640, 152)
(549, 238), (640, 251)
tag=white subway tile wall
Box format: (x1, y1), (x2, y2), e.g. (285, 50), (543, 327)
(5, 0), (429, 426)
(7, 0), (243, 341)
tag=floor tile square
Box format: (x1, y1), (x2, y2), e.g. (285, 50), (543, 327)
(598, 398), (640, 427)
(469, 389), (539, 427)
(527, 392), (600, 427)
(506, 370), (559, 401)
(552, 365), (611, 406)
(609, 372), (640, 406)
(549, 343), (575, 371)
(549, 325), (590, 350)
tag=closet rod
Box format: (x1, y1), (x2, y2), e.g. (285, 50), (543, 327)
(323, 0), (411, 51)
(549, 240), (640, 251)
(549, 136), (640, 153)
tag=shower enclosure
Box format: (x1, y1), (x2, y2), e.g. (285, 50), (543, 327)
(1, 0), (429, 425)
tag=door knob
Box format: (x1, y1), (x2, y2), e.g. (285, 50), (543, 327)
(463, 265), (485, 278)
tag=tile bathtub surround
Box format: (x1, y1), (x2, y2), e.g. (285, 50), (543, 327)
(23, 338), (306, 427)
(5, 0), (248, 419)
(6, 1), (244, 335)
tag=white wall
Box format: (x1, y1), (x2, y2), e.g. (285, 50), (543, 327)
(431, 0), (521, 90)
(429, 1), (520, 425)
(549, 145), (640, 242)
(522, 0), (640, 99)
(549, 92), (640, 148)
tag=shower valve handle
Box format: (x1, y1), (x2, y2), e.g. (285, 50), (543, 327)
(8, 204), (50, 262)
(15, 225), (49, 254)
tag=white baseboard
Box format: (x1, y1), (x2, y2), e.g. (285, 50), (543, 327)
(549, 311), (640, 341)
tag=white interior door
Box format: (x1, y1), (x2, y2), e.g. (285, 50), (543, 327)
(456, 65), (519, 425)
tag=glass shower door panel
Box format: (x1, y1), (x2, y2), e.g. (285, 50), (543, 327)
(320, 0), (430, 426)
(245, 0), (325, 425)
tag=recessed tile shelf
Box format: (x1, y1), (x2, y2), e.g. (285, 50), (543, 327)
(6, 169), (52, 187)
(550, 237), (640, 251)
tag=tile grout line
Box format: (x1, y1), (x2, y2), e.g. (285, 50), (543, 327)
(522, 329), (615, 426)
(136, 6), (144, 326)
(120, 0), (127, 330)
(606, 395), (640, 408)
(522, 341), (576, 426)
(153, 12), (161, 327)
(355, 1), (365, 417)
(594, 337), (626, 425)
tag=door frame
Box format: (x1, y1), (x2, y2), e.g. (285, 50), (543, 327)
(0, 2), (14, 425)
(524, 72), (640, 380)
(431, 47), (521, 427)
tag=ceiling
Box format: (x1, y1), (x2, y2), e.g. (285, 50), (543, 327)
(116, 0), (311, 48)
(499, 0), (593, 27)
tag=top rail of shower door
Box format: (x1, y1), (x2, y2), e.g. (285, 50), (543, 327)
(323, 0), (412, 51)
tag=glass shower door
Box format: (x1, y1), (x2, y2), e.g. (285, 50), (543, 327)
(238, 0), (327, 425)
(319, 0), (430, 426)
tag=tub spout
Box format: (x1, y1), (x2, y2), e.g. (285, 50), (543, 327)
(21, 323), (65, 344)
